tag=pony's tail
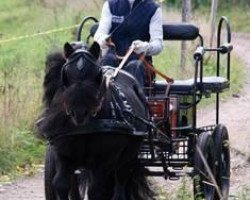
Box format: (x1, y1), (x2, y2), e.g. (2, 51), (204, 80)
(43, 51), (66, 107)
(127, 160), (156, 200)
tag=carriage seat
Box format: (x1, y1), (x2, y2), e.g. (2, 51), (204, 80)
(153, 76), (229, 95)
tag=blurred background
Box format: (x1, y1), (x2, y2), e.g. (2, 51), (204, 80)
(0, 0), (249, 189)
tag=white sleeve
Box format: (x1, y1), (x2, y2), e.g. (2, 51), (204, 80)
(147, 7), (164, 56)
(94, 1), (112, 44)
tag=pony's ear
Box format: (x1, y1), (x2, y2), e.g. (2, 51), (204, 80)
(89, 42), (100, 60)
(64, 42), (75, 58)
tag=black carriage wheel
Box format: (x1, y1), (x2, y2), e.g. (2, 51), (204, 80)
(212, 124), (230, 200)
(44, 145), (88, 200)
(44, 145), (57, 200)
(193, 132), (216, 200)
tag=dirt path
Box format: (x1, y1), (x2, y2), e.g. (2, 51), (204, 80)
(0, 173), (44, 200)
(0, 34), (249, 199)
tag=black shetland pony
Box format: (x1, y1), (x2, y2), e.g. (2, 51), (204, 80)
(36, 42), (155, 200)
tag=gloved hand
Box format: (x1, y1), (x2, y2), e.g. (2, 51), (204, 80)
(132, 40), (150, 54)
(95, 34), (110, 49)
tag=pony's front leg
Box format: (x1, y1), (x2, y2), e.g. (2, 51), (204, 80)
(112, 185), (126, 200)
(88, 169), (114, 200)
(53, 157), (72, 200)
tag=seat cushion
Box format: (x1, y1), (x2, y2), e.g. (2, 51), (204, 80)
(153, 79), (196, 95)
(200, 76), (229, 93)
(152, 76), (229, 95)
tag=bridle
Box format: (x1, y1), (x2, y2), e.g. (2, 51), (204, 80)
(61, 49), (101, 87)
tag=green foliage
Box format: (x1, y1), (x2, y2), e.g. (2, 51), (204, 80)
(220, 7), (250, 33)
(164, 0), (250, 10)
(175, 177), (192, 200)
(0, 0), (101, 177)
(0, 130), (45, 177)
(156, 177), (194, 199)
(236, 186), (250, 200)
(164, 0), (250, 33)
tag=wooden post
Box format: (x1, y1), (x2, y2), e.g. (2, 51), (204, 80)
(210, 0), (218, 47)
(181, 0), (191, 70)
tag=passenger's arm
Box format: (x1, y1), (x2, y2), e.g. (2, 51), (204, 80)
(94, 1), (112, 48)
(133, 7), (164, 56)
(147, 7), (164, 56)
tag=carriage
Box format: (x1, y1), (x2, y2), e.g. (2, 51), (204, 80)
(44, 16), (232, 200)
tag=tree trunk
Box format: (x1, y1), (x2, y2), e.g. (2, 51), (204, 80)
(181, 0), (191, 70)
(210, 0), (218, 48)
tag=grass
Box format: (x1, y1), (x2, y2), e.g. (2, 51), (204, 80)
(0, 0), (103, 181)
(164, 4), (250, 33)
(208, 5), (250, 33)
(155, 176), (193, 200)
(235, 186), (250, 200)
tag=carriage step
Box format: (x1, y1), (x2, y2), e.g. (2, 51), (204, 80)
(145, 170), (186, 180)
(169, 176), (180, 181)
(172, 167), (183, 170)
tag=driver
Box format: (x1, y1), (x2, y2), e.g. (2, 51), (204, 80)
(94, 0), (164, 86)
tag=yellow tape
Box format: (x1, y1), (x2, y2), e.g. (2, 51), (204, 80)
(0, 24), (79, 44)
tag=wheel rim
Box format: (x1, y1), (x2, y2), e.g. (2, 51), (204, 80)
(220, 140), (230, 196)
(213, 125), (230, 199)
(203, 148), (215, 200)
(194, 132), (216, 200)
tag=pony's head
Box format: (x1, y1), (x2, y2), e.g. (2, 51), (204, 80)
(62, 42), (103, 125)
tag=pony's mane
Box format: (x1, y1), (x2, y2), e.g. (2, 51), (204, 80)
(43, 51), (66, 107)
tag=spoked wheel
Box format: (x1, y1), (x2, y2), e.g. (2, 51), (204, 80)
(212, 124), (230, 200)
(193, 132), (216, 200)
(44, 145), (88, 200)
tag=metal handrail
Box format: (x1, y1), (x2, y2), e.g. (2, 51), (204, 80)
(216, 16), (232, 124)
(217, 16), (232, 81)
(76, 16), (98, 42)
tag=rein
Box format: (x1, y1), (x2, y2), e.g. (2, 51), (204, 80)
(139, 55), (174, 83)
(105, 41), (174, 96)
(139, 55), (174, 96)
(113, 44), (136, 78)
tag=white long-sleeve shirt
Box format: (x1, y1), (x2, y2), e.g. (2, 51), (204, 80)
(94, 0), (164, 56)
